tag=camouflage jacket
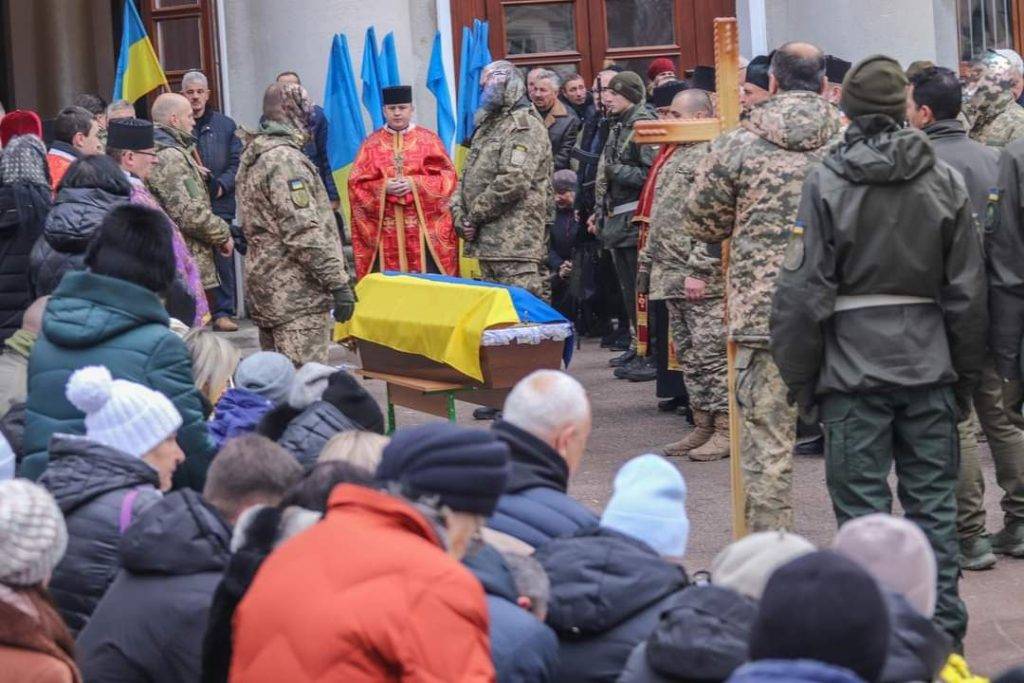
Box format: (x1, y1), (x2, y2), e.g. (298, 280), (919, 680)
(684, 91), (842, 344)
(451, 79), (553, 263)
(967, 76), (1024, 148)
(148, 124), (231, 289)
(595, 103), (657, 249)
(236, 122), (348, 328)
(638, 141), (724, 300)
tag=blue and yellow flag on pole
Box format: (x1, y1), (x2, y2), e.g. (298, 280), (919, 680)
(427, 30), (456, 156)
(379, 32), (401, 87)
(323, 33), (367, 228)
(112, 0), (168, 103)
(454, 20), (491, 171)
(361, 28), (385, 130)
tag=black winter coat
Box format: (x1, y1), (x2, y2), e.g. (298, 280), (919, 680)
(305, 105), (339, 201)
(465, 545), (560, 683)
(616, 585), (756, 683)
(276, 400), (360, 468)
(535, 527), (689, 683)
(488, 420), (598, 549)
(881, 592), (952, 683)
(76, 489), (232, 683)
(0, 182), (49, 341)
(38, 434), (161, 634)
(195, 108), (242, 221)
(29, 186), (126, 297)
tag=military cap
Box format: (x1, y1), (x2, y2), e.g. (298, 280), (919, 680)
(382, 85), (412, 105)
(107, 117), (154, 150)
(652, 80), (689, 108)
(608, 71), (645, 104)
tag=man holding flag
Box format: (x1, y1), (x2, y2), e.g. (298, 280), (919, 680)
(348, 85), (459, 279)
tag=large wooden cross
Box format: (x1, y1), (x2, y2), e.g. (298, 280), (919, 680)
(633, 18), (747, 539)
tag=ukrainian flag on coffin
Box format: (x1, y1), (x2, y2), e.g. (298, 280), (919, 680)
(334, 273), (573, 382)
(112, 0), (168, 103)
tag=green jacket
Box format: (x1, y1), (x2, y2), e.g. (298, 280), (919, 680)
(22, 271), (215, 488)
(770, 116), (988, 406)
(595, 103), (656, 249)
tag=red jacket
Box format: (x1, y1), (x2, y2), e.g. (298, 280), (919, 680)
(230, 484), (496, 683)
(46, 149), (75, 193)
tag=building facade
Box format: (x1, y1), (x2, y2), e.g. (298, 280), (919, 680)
(0, 1), (1021, 127)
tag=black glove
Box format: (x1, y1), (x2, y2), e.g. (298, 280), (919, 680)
(636, 268), (650, 296)
(332, 285), (357, 323)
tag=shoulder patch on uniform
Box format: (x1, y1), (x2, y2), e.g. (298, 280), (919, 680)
(782, 221), (805, 271)
(509, 144), (529, 167)
(288, 177), (310, 208)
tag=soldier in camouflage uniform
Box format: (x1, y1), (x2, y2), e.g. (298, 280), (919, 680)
(637, 89), (728, 461)
(683, 43), (842, 531)
(148, 93), (233, 298)
(235, 83), (355, 365)
(965, 50), (1024, 148)
(451, 60), (553, 299)
(594, 72), (657, 370)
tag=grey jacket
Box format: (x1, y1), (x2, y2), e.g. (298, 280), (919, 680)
(923, 119), (999, 221)
(770, 115), (988, 405)
(988, 137), (1024, 379)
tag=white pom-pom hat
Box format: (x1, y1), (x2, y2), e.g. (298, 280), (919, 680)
(66, 366), (183, 458)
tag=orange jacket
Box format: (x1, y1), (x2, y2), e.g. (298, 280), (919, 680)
(230, 484), (496, 683)
(46, 150), (74, 193)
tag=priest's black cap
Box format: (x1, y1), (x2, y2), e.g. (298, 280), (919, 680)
(746, 55), (771, 91)
(651, 80), (689, 108)
(382, 85), (413, 105)
(826, 55), (853, 84)
(691, 65), (716, 92)
(107, 117), (154, 150)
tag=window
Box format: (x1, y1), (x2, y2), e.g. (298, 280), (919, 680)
(605, 0), (675, 49)
(138, 0), (221, 108)
(958, 0), (1015, 62)
(504, 3), (576, 55)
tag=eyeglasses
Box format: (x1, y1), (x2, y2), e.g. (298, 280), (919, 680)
(134, 150), (159, 158)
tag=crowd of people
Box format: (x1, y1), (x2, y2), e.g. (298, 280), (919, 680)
(1, 24), (1024, 683)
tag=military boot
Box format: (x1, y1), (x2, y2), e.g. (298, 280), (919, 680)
(661, 409), (713, 457)
(689, 413), (731, 462)
(959, 535), (997, 571)
(992, 523), (1024, 557)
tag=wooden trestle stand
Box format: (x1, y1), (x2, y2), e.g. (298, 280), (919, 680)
(633, 17), (747, 539)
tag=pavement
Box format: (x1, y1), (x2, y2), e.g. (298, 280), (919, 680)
(225, 323), (1024, 675)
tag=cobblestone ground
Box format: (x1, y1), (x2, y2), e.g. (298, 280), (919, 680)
(224, 323), (1024, 675)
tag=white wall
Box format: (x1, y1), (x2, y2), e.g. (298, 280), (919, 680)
(221, 0), (441, 131)
(737, 0), (960, 68)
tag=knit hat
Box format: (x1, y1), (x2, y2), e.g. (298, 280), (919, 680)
(832, 513), (937, 617)
(841, 54), (909, 122)
(552, 169), (577, 194)
(711, 530), (815, 600)
(0, 110), (42, 147)
(375, 422), (510, 515)
(647, 57), (676, 81)
(321, 371), (385, 434)
(66, 366), (183, 458)
(749, 550), (891, 683)
(651, 80), (689, 108)
(85, 204), (177, 294)
(0, 133), (49, 187)
(235, 351), (296, 405)
(600, 454), (688, 557)
(608, 71), (646, 104)
(287, 362), (336, 410)
(0, 479), (68, 586)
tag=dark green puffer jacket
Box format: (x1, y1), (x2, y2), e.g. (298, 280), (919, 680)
(22, 270), (214, 488)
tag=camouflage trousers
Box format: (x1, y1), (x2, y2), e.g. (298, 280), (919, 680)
(478, 259), (549, 301)
(956, 357), (1024, 539)
(258, 312), (332, 366)
(735, 344), (797, 531)
(666, 297), (727, 413)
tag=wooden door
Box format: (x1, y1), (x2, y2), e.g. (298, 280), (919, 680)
(137, 0), (221, 109)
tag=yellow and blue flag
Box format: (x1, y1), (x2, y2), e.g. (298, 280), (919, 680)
(379, 32), (401, 87)
(361, 27), (385, 129)
(112, 0), (168, 103)
(427, 30), (456, 156)
(454, 20), (491, 171)
(323, 33), (366, 227)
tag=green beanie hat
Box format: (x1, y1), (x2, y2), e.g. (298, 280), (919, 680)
(608, 71), (646, 105)
(841, 55), (909, 122)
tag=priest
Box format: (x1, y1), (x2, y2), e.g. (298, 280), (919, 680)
(348, 85), (459, 279)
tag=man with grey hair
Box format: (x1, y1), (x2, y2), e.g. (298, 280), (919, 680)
(106, 100), (135, 121)
(530, 68), (579, 170)
(182, 69), (243, 332)
(452, 60), (553, 299)
(487, 369), (598, 549)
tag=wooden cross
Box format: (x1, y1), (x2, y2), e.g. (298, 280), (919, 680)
(633, 18), (747, 539)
